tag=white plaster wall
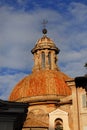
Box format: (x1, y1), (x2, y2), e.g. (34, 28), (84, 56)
(49, 109), (70, 130)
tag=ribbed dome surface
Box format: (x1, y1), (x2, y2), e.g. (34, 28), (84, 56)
(9, 70), (71, 101)
(31, 35), (59, 54)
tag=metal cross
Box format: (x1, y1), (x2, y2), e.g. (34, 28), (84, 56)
(42, 19), (48, 28)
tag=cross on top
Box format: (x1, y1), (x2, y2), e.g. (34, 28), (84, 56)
(42, 19), (48, 28)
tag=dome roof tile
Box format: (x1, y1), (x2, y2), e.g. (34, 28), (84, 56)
(9, 70), (71, 101)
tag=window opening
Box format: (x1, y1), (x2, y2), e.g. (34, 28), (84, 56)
(55, 118), (63, 130)
(48, 52), (51, 69)
(82, 93), (87, 108)
(42, 52), (45, 68)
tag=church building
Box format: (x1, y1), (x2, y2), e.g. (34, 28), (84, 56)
(9, 27), (87, 130)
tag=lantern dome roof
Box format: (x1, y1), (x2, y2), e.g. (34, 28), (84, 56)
(31, 35), (60, 54)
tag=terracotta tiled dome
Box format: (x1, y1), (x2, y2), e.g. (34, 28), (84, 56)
(9, 30), (73, 129)
(9, 70), (71, 101)
(9, 31), (72, 102)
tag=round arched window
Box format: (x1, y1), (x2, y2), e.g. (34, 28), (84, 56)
(55, 118), (63, 130)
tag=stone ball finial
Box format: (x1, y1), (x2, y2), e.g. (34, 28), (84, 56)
(42, 28), (47, 34)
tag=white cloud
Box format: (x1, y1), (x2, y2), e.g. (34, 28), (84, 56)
(0, 6), (62, 70)
(69, 2), (87, 22)
(0, 2), (87, 99)
(0, 72), (27, 100)
(17, 0), (26, 5)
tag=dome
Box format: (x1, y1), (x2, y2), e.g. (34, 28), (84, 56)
(31, 35), (60, 54)
(9, 30), (72, 102)
(9, 29), (73, 129)
(9, 70), (71, 101)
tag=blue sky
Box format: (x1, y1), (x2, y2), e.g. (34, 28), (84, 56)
(0, 0), (87, 100)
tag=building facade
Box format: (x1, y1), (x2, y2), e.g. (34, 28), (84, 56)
(9, 28), (87, 130)
(0, 100), (28, 130)
(67, 77), (87, 130)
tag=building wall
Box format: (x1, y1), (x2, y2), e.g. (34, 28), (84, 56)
(21, 96), (73, 130)
(66, 80), (87, 130)
(77, 88), (87, 130)
(22, 128), (48, 130)
(49, 109), (70, 130)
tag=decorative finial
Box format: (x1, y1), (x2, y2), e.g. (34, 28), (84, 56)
(42, 19), (48, 35)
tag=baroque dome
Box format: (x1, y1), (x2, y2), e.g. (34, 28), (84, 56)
(9, 30), (71, 102)
(9, 70), (71, 101)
